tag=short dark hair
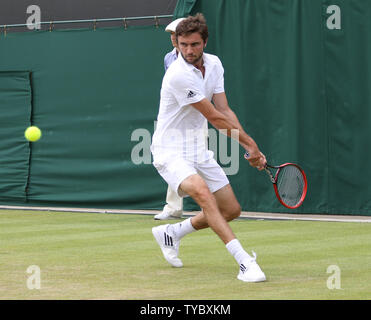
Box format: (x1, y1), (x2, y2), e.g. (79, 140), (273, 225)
(175, 13), (209, 43)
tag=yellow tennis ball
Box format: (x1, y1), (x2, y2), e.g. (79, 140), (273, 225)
(25, 126), (42, 142)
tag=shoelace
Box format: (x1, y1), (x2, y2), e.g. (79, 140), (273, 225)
(251, 251), (257, 261)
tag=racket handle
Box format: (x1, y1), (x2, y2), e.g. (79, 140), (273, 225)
(246, 149), (274, 181)
(265, 167), (276, 183)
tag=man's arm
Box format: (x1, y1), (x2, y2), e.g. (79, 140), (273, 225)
(212, 92), (245, 131)
(191, 96), (266, 169)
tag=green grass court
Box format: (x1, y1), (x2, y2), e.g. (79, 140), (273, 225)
(1, 209), (370, 300)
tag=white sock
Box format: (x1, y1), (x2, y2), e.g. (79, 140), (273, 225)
(168, 218), (196, 239)
(226, 239), (251, 265)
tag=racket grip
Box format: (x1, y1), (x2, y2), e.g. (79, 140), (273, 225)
(244, 151), (249, 159)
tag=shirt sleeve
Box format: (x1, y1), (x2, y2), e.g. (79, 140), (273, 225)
(213, 58), (225, 94)
(170, 71), (205, 107)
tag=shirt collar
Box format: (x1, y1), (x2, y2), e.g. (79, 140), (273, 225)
(179, 52), (210, 73)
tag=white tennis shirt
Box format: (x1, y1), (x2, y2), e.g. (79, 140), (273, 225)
(151, 52), (225, 163)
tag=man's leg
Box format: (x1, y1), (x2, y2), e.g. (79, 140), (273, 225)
(178, 175), (238, 244)
(158, 174), (266, 282)
(179, 176), (265, 281)
(152, 173), (230, 268)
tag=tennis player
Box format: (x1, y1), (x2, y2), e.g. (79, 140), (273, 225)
(151, 13), (267, 282)
(154, 18), (185, 220)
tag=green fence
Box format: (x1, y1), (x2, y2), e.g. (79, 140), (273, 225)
(0, 26), (170, 210)
(0, 1), (370, 215)
(174, 0), (371, 215)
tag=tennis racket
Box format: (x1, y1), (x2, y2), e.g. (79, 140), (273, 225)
(244, 151), (307, 209)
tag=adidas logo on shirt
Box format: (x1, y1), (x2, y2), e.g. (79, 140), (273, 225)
(187, 90), (196, 98)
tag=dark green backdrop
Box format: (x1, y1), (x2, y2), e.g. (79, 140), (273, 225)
(175, 0), (371, 215)
(0, 26), (170, 209)
(0, 0), (370, 215)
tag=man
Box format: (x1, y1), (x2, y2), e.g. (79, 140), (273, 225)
(163, 18), (185, 72)
(150, 14), (267, 282)
(154, 18), (186, 221)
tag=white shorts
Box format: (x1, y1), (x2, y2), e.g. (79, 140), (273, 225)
(153, 156), (229, 197)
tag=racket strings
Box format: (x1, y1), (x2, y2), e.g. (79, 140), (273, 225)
(276, 165), (305, 207)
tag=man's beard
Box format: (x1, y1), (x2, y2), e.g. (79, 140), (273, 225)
(181, 51), (203, 65)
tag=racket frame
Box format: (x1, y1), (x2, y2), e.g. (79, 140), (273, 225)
(243, 151), (307, 209)
(265, 163), (307, 209)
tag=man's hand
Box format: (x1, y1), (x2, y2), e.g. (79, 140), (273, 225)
(244, 149), (266, 171)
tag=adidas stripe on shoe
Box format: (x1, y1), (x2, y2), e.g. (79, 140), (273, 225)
(152, 224), (183, 268)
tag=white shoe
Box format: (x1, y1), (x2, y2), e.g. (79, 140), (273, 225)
(154, 208), (183, 220)
(152, 224), (183, 268)
(237, 251), (266, 282)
